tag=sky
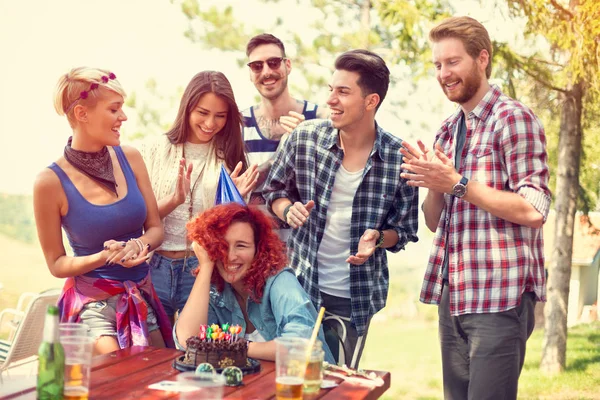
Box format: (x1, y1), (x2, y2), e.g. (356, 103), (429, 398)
(0, 0), (521, 195)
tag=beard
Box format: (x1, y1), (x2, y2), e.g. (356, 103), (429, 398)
(441, 63), (482, 105)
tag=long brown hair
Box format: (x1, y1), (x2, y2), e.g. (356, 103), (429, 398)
(166, 71), (247, 171)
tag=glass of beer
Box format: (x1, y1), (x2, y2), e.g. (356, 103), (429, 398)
(60, 336), (94, 400)
(303, 340), (324, 395)
(275, 337), (309, 400)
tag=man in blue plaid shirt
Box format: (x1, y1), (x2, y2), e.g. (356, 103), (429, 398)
(264, 49), (419, 368)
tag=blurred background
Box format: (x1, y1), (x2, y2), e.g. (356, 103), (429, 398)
(1, 0), (599, 398)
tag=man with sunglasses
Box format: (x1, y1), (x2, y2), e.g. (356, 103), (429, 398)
(243, 33), (328, 241)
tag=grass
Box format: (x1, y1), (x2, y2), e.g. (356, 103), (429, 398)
(1, 234), (598, 398)
(358, 251), (600, 399)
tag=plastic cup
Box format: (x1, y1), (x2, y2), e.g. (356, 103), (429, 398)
(59, 322), (90, 338)
(275, 337), (309, 400)
(303, 340), (324, 395)
(60, 336), (94, 400)
(176, 372), (226, 400)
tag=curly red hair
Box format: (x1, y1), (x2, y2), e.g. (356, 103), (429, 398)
(187, 203), (287, 302)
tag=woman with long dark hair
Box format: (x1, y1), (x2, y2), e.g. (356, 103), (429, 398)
(141, 71), (258, 325)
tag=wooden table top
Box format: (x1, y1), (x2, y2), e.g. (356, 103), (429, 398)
(2, 346), (390, 399)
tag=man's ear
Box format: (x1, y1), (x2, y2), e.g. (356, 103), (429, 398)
(478, 49), (490, 74)
(73, 104), (87, 123)
(365, 93), (380, 111)
(285, 58), (292, 75)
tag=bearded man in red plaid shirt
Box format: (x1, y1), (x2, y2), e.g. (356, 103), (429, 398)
(401, 16), (551, 400)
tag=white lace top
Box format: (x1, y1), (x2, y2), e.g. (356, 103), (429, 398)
(140, 135), (225, 251)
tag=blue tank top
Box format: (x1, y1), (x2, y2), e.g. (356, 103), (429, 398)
(49, 146), (149, 282)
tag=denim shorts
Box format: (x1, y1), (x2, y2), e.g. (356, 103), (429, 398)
(79, 294), (159, 339)
(149, 253), (198, 319)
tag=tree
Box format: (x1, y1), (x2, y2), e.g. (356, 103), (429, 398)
(174, 0), (451, 133)
(501, 0), (600, 374)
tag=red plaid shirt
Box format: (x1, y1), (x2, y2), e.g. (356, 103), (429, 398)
(420, 85), (551, 315)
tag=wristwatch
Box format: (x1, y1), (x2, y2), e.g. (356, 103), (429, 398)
(452, 176), (469, 198)
(375, 230), (385, 248)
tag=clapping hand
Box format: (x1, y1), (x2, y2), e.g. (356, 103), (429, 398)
(400, 141), (460, 194)
(230, 162), (259, 197)
(173, 158), (193, 205)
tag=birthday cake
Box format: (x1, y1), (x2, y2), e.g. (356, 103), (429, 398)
(182, 324), (248, 369)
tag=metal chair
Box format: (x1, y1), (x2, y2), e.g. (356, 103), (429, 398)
(0, 289), (61, 383)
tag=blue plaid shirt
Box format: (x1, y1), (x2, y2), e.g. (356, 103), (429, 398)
(264, 119), (419, 335)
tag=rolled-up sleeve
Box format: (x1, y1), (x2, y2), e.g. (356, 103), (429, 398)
(263, 132), (300, 213)
(501, 110), (552, 221)
(386, 171), (419, 253)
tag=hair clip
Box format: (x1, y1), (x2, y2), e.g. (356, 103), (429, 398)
(65, 73), (117, 113)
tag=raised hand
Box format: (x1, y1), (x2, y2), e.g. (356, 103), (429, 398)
(279, 111), (306, 134)
(346, 229), (379, 265)
(173, 158), (193, 205)
(230, 162), (260, 197)
(285, 200), (315, 229)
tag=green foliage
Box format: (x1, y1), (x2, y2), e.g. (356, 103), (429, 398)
(0, 194), (36, 244)
(171, 0), (452, 101)
(125, 78), (181, 140)
(498, 0), (600, 213)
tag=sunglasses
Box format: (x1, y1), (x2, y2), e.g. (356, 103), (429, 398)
(247, 57), (286, 73)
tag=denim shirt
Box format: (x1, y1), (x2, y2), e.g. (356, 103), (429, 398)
(173, 268), (335, 363)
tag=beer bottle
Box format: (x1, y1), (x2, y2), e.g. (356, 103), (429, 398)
(37, 305), (65, 400)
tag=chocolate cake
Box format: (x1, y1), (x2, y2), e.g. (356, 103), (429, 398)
(183, 336), (249, 369)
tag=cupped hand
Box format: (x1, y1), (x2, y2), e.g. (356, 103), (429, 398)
(346, 229), (379, 265)
(230, 162), (260, 197)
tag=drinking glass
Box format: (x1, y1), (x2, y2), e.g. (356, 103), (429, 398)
(60, 336), (94, 400)
(303, 340), (324, 395)
(275, 337), (309, 400)
(176, 372), (226, 400)
(59, 322), (90, 339)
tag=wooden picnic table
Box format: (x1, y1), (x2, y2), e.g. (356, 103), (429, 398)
(2, 346), (391, 399)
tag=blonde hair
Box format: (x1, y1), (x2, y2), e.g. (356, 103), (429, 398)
(429, 16), (493, 78)
(53, 67), (126, 126)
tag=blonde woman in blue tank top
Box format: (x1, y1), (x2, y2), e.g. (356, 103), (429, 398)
(33, 67), (173, 355)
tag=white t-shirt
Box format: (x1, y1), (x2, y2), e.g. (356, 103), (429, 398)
(317, 165), (363, 298)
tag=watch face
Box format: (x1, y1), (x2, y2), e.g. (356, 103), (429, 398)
(453, 183), (467, 198)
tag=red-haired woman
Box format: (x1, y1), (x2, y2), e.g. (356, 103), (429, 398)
(174, 203), (334, 362)
(141, 71), (259, 325)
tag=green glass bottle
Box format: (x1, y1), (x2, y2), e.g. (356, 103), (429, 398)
(37, 305), (65, 400)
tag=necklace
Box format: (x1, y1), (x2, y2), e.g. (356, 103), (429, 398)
(181, 143), (209, 269)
